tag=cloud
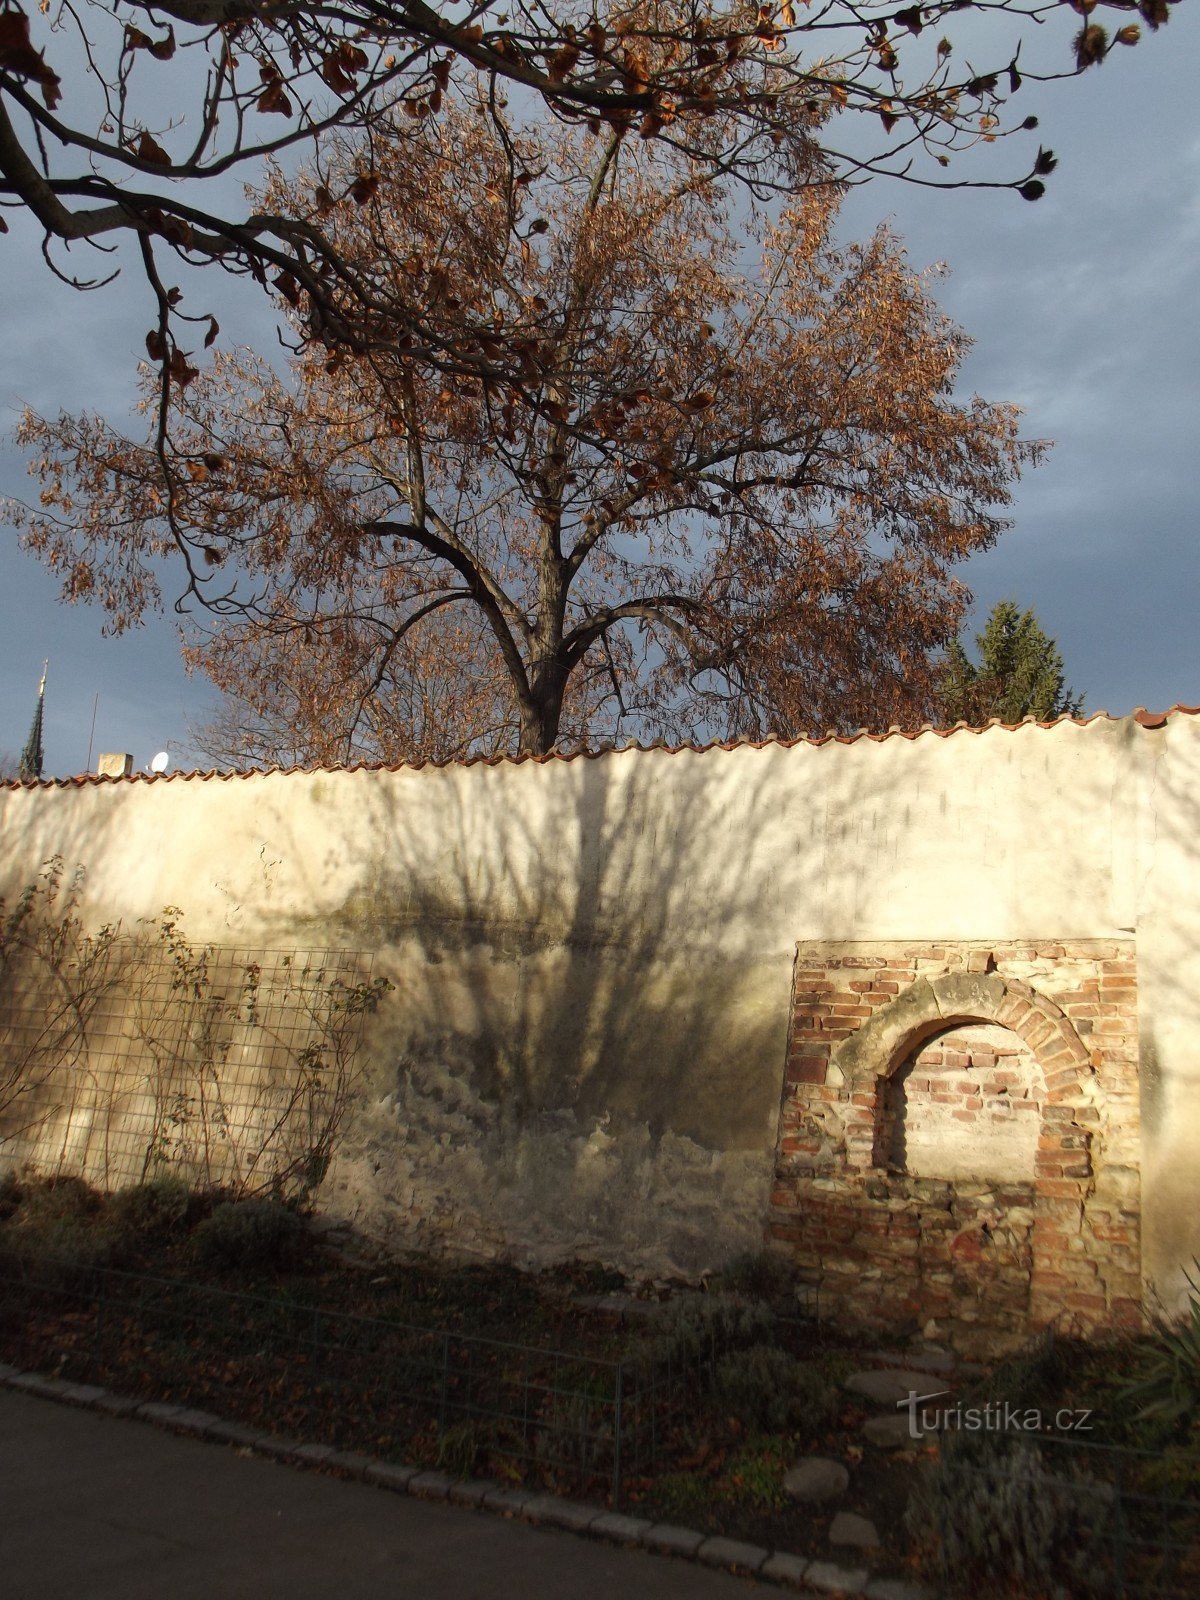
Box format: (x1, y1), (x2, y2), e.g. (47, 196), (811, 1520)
(2, 8), (1197, 771)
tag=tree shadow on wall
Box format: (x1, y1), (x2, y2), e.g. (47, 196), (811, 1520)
(266, 739), (897, 1274)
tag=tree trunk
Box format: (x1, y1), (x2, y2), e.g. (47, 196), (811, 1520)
(518, 660), (568, 756)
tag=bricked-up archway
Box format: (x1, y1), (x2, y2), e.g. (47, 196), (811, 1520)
(769, 944), (1144, 1355)
(876, 1023), (1043, 1182)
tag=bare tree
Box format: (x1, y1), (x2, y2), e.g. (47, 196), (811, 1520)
(0, 0), (1176, 408)
(15, 106), (1040, 756)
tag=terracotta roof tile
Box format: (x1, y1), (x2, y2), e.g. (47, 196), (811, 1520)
(4, 704), (1198, 790)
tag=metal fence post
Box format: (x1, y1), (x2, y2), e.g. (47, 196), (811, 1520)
(1112, 1449), (1126, 1595)
(93, 1269), (107, 1368)
(612, 1362), (624, 1511)
(308, 1303), (322, 1434)
(437, 1332), (450, 1442)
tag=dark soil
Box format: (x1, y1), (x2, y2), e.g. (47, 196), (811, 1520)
(0, 1176), (1195, 1595)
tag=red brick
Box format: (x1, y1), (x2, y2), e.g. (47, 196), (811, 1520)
(997, 1000), (1035, 1032)
(1064, 1292), (1108, 1313)
(1031, 1225), (1079, 1250)
(1024, 1019), (1059, 1052)
(1064, 981), (1101, 999)
(1109, 1298), (1145, 1328)
(788, 1064), (828, 1090)
(1044, 1075), (1083, 1099)
(1089, 1224), (1136, 1245)
(766, 1223), (805, 1243)
(779, 1137), (823, 1155)
(789, 1050), (828, 1070)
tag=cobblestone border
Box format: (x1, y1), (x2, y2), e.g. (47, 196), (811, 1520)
(0, 1362), (928, 1600)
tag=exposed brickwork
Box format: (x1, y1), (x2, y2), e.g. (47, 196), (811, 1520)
(877, 1023), (1043, 1182)
(770, 942), (1142, 1355)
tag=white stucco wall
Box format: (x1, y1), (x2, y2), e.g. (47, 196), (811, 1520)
(0, 711), (1196, 1297)
(1131, 712), (1200, 1305)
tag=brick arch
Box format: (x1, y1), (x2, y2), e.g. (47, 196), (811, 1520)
(771, 941), (1143, 1351)
(830, 971), (1094, 1108)
(827, 969), (1098, 1333)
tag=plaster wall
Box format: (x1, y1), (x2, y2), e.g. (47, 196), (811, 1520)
(1134, 712), (1200, 1306)
(0, 711), (1196, 1301)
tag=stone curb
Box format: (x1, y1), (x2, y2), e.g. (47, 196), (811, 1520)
(0, 1365), (932, 1600)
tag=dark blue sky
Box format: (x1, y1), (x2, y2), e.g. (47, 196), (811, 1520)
(2, 11), (1196, 775)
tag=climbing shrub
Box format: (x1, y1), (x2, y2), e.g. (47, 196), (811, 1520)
(0, 859), (391, 1201)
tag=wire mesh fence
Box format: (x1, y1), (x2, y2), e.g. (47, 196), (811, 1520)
(0, 913), (379, 1197)
(0, 1252), (718, 1508)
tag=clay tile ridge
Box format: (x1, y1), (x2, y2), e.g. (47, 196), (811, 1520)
(5, 703), (1199, 789)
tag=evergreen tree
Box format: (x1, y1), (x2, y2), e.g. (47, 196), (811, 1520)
(939, 602), (1084, 725)
(18, 665), (47, 781)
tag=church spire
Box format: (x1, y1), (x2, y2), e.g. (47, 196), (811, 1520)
(18, 661), (47, 781)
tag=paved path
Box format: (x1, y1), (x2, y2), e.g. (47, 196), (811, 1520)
(0, 1389), (765, 1600)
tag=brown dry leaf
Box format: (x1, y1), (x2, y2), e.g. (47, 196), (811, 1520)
(167, 346), (198, 387)
(135, 131), (172, 167)
(257, 80), (294, 116)
(0, 8), (62, 107)
(15, 103), (1037, 764)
